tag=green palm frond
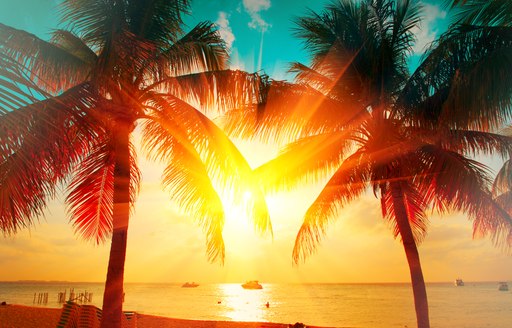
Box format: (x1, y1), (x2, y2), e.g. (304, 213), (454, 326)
(293, 150), (369, 263)
(402, 25), (512, 130)
(156, 21), (228, 78)
(293, 0), (371, 93)
(50, 29), (97, 64)
(441, 129), (512, 158)
(59, 0), (124, 47)
(0, 23), (94, 94)
(447, 0), (512, 26)
(289, 62), (336, 95)
(126, 0), (191, 43)
(294, 0), (363, 60)
(391, 0), (422, 83)
(0, 53), (46, 111)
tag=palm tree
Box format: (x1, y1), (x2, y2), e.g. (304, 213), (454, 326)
(223, 1), (512, 327)
(0, 1), (269, 327)
(439, 0), (512, 235)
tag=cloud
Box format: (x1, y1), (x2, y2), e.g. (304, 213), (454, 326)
(216, 11), (235, 51)
(243, 0), (271, 31)
(412, 3), (447, 54)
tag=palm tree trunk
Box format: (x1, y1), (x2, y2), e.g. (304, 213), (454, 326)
(100, 124), (131, 328)
(390, 182), (430, 328)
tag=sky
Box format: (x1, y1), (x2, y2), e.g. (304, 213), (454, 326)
(0, 0), (510, 284)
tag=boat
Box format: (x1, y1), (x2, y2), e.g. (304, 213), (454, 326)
(454, 278), (464, 286)
(181, 282), (199, 288)
(241, 280), (263, 289)
(498, 282), (508, 291)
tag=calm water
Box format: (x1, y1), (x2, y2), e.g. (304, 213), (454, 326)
(0, 281), (511, 327)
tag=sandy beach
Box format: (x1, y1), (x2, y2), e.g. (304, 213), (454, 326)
(0, 304), (329, 328)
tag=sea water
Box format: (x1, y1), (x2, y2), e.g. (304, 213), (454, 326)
(0, 281), (511, 327)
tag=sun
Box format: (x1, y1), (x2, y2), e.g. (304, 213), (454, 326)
(243, 190), (253, 202)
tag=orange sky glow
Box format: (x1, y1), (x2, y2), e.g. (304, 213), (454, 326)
(0, 134), (510, 284)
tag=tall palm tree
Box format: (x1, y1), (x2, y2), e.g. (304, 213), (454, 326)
(223, 1), (512, 327)
(0, 1), (269, 327)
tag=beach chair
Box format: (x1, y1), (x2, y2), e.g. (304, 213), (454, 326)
(78, 304), (102, 328)
(56, 301), (137, 328)
(56, 301), (80, 328)
(77, 304), (137, 328)
(122, 311), (138, 328)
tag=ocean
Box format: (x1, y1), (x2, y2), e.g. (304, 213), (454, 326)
(0, 281), (510, 327)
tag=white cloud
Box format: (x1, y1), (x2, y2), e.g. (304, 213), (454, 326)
(243, 0), (271, 13)
(412, 3), (447, 54)
(243, 0), (271, 31)
(216, 11), (235, 51)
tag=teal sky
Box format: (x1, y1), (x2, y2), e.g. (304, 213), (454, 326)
(0, 0), (450, 80)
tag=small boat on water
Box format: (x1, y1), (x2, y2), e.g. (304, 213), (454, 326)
(242, 280), (263, 289)
(454, 278), (464, 286)
(181, 282), (199, 288)
(498, 282), (508, 291)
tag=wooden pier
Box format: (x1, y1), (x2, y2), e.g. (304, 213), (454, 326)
(33, 288), (93, 305)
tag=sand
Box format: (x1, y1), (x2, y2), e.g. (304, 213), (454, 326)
(0, 304), (327, 328)
(0, 304), (61, 328)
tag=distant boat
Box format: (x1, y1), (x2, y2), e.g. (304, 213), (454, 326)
(498, 282), (508, 291)
(242, 280), (263, 289)
(454, 278), (464, 286)
(181, 282), (199, 288)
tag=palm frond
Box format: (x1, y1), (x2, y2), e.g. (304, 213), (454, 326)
(447, 0), (512, 27)
(143, 93), (271, 235)
(66, 141), (114, 244)
(493, 159), (512, 196)
(289, 62), (336, 94)
(66, 135), (140, 244)
(254, 131), (352, 193)
(126, 0), (191, 44)
(0, 53), (46, 112)
(0, 23), (94, 94)
(0, 84), (100, 235)
(392, 0), (422, 59)
(155, 21), (228, 78)
(418, 145), (512, 247)
(441, 129), (512, 159)
(59, 0), (123, 48)
(50, 29), (97, 64)
(402, 25), (512, 130)
(292, 150), (369, 263)
(142, 114), (226, 262)
(146, 69), (268, 115)
(222, 80), (367, 143)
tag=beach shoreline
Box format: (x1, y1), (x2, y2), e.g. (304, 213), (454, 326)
(0, 304), (334, 328)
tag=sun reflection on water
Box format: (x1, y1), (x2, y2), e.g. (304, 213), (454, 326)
(215, 283), (273, 322)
